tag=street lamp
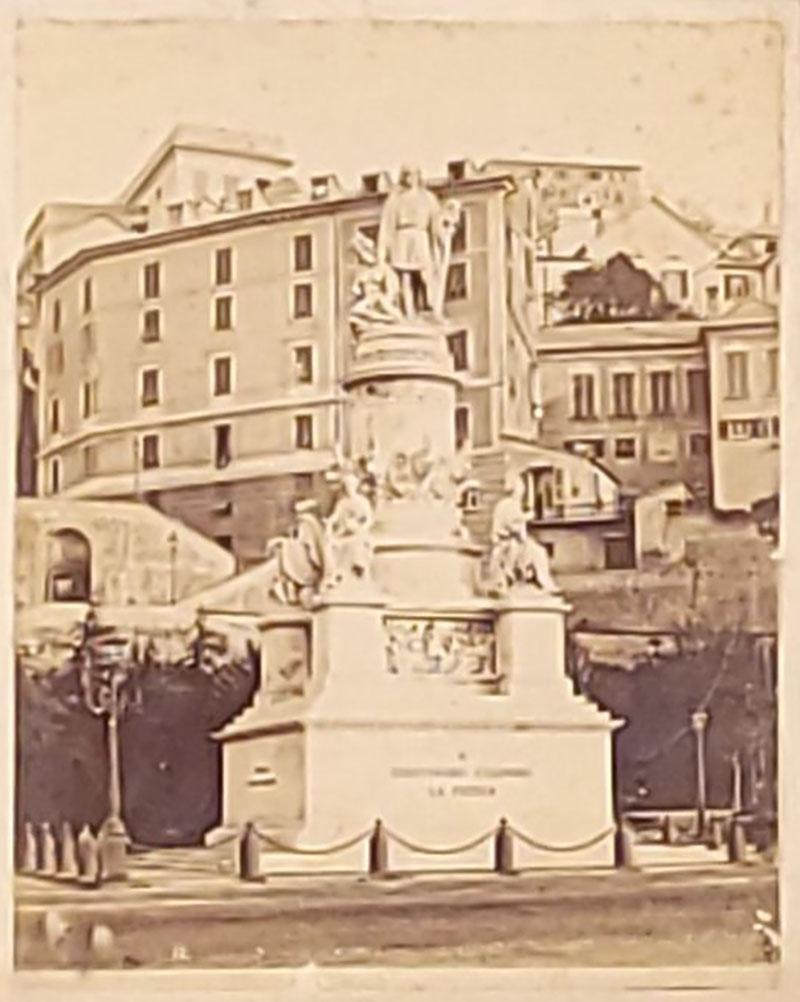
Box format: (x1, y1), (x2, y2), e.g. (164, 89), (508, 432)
(167, 530), (179, 605)
(78, 608), (139, 879)
(691, 709), (710, 839)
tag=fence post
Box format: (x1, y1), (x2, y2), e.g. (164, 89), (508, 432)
(662, 813), (678, 845)
(21, 822), (38, 874)
(494, 818), (515, 875)
(238, 822), (263, 882)
(59, 822), (79, 881)
(77, 824), (101, 887)
(727, 817), (747, 864)
(40, 823), (58, 877)
(705, 816), (724, 850)
(614, 817), (635, 869)
(368, 819), (389, 878)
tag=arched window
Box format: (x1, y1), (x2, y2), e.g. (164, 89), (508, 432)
(45, 528), (92, 602)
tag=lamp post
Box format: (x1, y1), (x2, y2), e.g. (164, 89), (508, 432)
(79, 608), (138, 879)
(167, 530), (178, 605)
(691, 709), (710, 839)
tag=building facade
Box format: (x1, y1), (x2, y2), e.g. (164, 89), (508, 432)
(17, 126), (780, 572)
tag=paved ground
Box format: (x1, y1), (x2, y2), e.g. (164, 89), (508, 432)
(14, 845), (778, 971)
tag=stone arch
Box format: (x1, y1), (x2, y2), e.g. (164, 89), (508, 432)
(45, 527), (92, 602)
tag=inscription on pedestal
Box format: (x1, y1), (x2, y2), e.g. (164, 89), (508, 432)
(389, 764), (531, 798)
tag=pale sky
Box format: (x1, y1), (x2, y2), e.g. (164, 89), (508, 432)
(13, 17), (783, 239)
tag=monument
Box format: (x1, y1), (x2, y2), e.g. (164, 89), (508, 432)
(213, 167), (619, 871)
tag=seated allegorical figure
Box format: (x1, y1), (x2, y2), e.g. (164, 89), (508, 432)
(322, 465), (375, 590)
(484, 475), (559, 595)
(266, 499), (327, 607)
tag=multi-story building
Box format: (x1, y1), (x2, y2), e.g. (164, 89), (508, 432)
(704, 300), (780, 512)
(19, 127), (627, 571)
(17, 126), (779, 573)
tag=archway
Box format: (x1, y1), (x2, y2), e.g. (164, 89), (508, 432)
(45, 528), (92, 602)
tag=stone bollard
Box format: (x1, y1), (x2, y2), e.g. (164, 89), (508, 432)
(21, 822), (38, 874)
(494, 818), (515, 875)
(368, 819), (389, 878)
(727, 817), (748, 864)
(614, 818), (636, 869)
(40, 823), (58, 877)
(98, 818), (128, 882)
(662, 813), (679, 846)
(58, 822), (79, 881)
(238, 822), (263, 882)
(77, 825), (101, 887)
(706, 816), (724, 850)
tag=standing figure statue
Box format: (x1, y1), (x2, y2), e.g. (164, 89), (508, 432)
(377, 166), (459, 320)
(323, 465), (375, 590)
(484, 476), (559, 595)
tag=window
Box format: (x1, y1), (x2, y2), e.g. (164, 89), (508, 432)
(771, 416), (780, 438)
(80, 324), (95, 356)
(587, 169), (603, 181)
(766, 347), (779, 396)
(661, 268), (689, 302)
(460, 486), (480, 512)
(47, 342), (65, 375)
(213, 356), (233, 396)
(52, 298), (61, 333)
(293, 234), (313, 272)
(142, 308), (161, 342)
(358, 223), (380, 246)
(719, 420), (752, 441)
(447, 160), (466, 181)
(214, 295), (233, 330)
(292, 345), (313, 384)
(611, 372), (635, 418)
(445, 262), (468, 301)
(310, 176), (330, 199)
(752, 419), (770, 439)
(81, 379), (98, 418)
(49, 457), (61, 494)
(215, 248), (233, 286)
(362, 174), (381, 193)
(214, 424), (232, 468)
(83, 444), (97, 476)
(168, 204), (183, 225)
(689, 432), (709, 456)
(447, 330), (469, 371)
(141, 433), (160, 470)
(723, 274), (751, 300)
(614, 437), (636, 459)
(686, 369), (708, 416)
(236, 189), (253, 211)
(649, 370), (674, 416)
(140, 368), (160, 407)
(565, 438), (605, 459)
(454, 404), (471, 449)
(724, 351), (749, 400)
(48, 397), (61, 434)
(705, 286), (719, 314)
(143, 262), (160, 299)
(294, 414), (314, 450)
(82, 277), (93, 314)
(293, 283), (313, 319)
(571, 373), (596, 420)
(451, 209), (467, 255)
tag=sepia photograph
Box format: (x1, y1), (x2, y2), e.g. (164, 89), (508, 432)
(5, 1), (795, 992)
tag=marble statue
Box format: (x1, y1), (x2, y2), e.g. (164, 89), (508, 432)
(348, 230), (404, 333)
(377, 166), (460, 320)
(322, 464), (375, 590)
(484, 476), (559, 595)
(266, 499), (327, 608)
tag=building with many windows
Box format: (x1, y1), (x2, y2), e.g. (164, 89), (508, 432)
(19, 127), (631, 570)
(16, 126), (779, 573)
